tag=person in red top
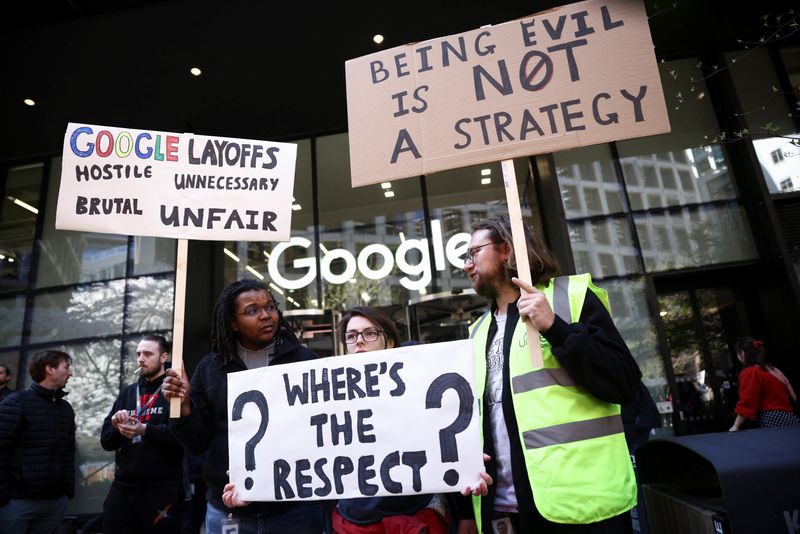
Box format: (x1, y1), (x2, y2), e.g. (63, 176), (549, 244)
(729, 337), (799, 431)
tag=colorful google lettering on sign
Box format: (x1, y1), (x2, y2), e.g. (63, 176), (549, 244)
(55, 123), (298, 242)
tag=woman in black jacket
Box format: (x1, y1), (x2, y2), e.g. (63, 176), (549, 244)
(164, 279), (325, 534)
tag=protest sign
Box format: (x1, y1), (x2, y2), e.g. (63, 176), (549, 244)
(345, 0), (670, 187)
(227, 340), (483, 501)
(56, 123), (298, 241)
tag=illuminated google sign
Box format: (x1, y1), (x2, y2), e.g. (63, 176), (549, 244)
(267, 220), (471, 291)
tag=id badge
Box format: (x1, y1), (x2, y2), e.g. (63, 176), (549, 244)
(491, 517), (514, 534)
(131, 435), (142, 444)
(222, 514), (239, 534)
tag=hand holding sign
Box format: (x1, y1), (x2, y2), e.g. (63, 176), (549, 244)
(513, 277), (555, 332)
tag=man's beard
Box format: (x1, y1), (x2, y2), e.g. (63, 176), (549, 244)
(474, 263), (514, 300)
(140, 366), (164, 379)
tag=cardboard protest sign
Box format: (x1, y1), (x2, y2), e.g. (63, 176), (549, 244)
(346, 0), (670, 186)
(227, 340), (483, 501)
(56, 123), (297, 241)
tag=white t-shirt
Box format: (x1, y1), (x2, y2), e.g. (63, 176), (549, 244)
(236, 341), (276, 370)
(486, 311), (518, 512)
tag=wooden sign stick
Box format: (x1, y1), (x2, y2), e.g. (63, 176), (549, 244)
(501, 159), (544, 369)
(170, 239), (189, 418)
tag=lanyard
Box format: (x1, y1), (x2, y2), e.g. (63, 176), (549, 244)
(135, 383), (162, 420)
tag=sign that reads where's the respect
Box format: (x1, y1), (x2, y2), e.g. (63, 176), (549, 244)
(57, 123), (297, 241)
(227, 340), (483, 501)
(346, 0), (670, 187)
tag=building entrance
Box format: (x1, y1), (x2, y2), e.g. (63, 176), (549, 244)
(284, 309), (339, 357)
(407, 290), (489, 344)
(655, 282), (752, 435)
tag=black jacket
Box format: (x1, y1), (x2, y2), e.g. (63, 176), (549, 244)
(0, 383), (76, 505)
(100, 373), (184, 486)
(170, 328), (319, 517)
(469, 289), (642, 529)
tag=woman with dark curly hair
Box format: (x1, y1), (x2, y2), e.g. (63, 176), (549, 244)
(729, 337), (799, 431)
(163, 278), (326, 533)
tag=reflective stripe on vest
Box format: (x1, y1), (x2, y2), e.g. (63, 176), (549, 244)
(523, 414), (624, 449)
(511, 367), (575, 392)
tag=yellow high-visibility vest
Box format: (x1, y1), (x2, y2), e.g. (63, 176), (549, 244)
(470, 273), (636, 531)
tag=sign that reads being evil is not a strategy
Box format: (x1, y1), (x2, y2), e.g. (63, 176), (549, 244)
(345, 0), (670, 187)
(227, 340), (484, 501)
(56, 123), (297, 241)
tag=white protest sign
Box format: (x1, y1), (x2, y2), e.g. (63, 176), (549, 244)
(56, 123), (297, 241)
(227, 340), (483, 501)
(346, 0), (669, 186)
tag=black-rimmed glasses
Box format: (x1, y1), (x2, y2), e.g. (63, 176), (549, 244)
(236, 302), (279, 317)
(344, 329), (383, 344)
(464, 241), (499, 264)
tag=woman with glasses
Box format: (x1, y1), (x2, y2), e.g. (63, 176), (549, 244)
(331, 306), (452, 533)
(163, 279), (326, 534)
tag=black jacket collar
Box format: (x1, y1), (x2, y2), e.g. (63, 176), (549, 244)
(31, 382), (68, 400)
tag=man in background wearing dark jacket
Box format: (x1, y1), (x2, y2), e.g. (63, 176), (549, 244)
(0, 364), (13, 403)
(0, 350), (76, 534)
(100, 335), (184, 534)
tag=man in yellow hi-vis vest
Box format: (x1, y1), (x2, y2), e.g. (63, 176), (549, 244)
(458, 215), (640, 534)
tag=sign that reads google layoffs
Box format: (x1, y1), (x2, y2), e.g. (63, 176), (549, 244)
(56, 123), (297, 241)
(346, 0), (670, 186)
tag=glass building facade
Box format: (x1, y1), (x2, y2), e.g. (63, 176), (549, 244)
(1, 8), (799, 520)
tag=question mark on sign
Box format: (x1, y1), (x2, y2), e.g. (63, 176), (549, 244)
(231, 390), (269, 491)
(425, 373), (474, 486)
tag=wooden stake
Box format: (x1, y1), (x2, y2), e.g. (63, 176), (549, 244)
(501, 159), (544, 369)
(170, 239), (189, 418)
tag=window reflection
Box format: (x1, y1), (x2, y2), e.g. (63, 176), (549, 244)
(634, 203), (758, 272)
(554, 145), (625, 218)
(0, 294), (26, 348)
(131, 237), (175, 276)
(126, 276), (175, 332)
(568, 218), (641, 278)
(616, 59), (739, 208)
(727, 48), (800, 195)
(0, 163), (43, 293)
(30, 281), (125, 343)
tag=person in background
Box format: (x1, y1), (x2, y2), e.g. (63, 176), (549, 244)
(0, 364), (12, 403)
(100, 335), (184, 533)
(729, 337), (799, 431)
(0, 350), (76, 534)
(621, 381), (662, 454)
(462, 214), (640, 533)
(163, 279), (327, 534)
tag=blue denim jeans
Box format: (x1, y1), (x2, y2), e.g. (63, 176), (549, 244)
(0, 495), (68, 534)
(205, 501), (326, 534)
